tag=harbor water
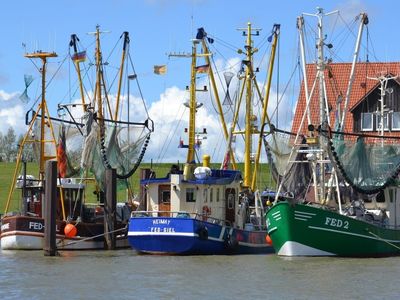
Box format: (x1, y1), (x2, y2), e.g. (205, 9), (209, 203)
(1, 250), (399, 299)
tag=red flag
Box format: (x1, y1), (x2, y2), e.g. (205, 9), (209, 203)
(57, 129), (67, 178)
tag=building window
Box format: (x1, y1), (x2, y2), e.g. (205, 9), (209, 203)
(361, 112), (373, 131)
(392, 112), (400, 130)
(186, 188), (196, 202)
(376, 113), (389, 131)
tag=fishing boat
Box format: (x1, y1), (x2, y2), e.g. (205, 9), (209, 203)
(1, 26), (152, 250)
(265, 8), (400, 257)
(127, 25), (279, 255)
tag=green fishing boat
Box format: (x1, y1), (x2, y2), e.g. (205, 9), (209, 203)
(265, 8), (400, 257)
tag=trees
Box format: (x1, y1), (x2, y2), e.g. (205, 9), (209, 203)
(0, 127), (17, 162)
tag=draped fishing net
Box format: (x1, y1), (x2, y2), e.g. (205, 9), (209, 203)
(31, 110), (152, 191)
(329, 134), (400, 194)
(263, 132), (312, 200)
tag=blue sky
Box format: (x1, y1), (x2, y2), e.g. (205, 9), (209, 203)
(0, 0), (399, 163)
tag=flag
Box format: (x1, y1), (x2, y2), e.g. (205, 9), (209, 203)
(71, 50), (86, 63)
(154, 65), (167, 75)
(195, 64), (209, 73)
(19, 74), (34, 103)
(57, 127), (67, 178)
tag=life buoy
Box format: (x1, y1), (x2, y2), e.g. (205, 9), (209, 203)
(202, 205), (211, 221)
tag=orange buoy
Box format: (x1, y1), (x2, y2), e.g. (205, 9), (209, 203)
(64, 224), (77, 238)
(266, 234), (273, 245)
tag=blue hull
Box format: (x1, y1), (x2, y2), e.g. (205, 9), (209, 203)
(128, 217), (274, 255)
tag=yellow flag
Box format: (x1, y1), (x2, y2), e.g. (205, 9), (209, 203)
(154, 65), (167, 75)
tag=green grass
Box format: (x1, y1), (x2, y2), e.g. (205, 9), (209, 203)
(0, 162), (275, 214)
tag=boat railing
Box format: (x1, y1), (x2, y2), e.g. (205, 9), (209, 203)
(130, 210), (232, 226)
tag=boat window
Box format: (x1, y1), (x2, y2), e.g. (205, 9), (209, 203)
(210, 188), (213, 202)
(216, 188), (220, 202)
(161, 190), (170, 203)
(228, 193), (234, 209)
(376, 190), (385, 203)
(186, 188), (196, 202)
(361, 112), (373, 131)
(203, 189), (207, 203)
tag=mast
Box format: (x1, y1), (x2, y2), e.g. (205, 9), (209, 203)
(236, 22), (261, 188)
(5, 51), (58, 213)
(200, 38), (237, 169)
(251, 24), (280, 191)
(187, 40), (198, 163)
(339, 13), (368, 130)
(70, 34), (86, 112)
(114, 31), (130, 121)
(25, 52), (58, 179)
(170, 39), (209, 164)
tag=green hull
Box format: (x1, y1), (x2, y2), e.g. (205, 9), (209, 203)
(266, 202), (400, 257)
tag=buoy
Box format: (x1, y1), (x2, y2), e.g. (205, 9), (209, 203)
(266, 234), (273, 245)
(64, 223), (77, 238)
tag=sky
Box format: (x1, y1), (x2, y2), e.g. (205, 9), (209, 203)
(1, 0), (400, 164)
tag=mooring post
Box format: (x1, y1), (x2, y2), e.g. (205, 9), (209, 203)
(44, 160), (57, 256)
(104, 168), (117, 250)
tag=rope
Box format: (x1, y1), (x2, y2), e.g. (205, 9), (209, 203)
(57, 226), (127, 248)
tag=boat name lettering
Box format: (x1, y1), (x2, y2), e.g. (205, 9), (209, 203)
(1, 223), (10, 231)
(324, 217), (349, 229)
(152, 219), (170, 225)
(29, 222), (44, 230)
(150, 227), (176, 233)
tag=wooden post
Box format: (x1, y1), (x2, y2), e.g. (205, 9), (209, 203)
(44, 160), (57, 256)
(104, 168), (116, 250)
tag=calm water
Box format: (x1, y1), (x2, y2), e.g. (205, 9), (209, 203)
(0, 249), (399, 299)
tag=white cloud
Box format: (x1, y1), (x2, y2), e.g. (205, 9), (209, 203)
(0, 90), (27, 135)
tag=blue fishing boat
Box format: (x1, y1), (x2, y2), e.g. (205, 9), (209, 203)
(127, 25), (280, 255)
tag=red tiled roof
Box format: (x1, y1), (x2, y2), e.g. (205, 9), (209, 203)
(292, 62), (400, 134)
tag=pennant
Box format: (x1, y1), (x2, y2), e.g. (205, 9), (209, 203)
(71, 51), (86, 62)
(154, 65), (167, 75)
(195, 64), (209, 73)
(19, 74), (34, 103)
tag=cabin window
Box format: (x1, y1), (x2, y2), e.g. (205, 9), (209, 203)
(186, 188), (196, 202)
(376, 190), (385, 203)
(392, 112), (400, 130)
(161, 190), (170, 203)
(361, 112), (373, 131)
(228, 193), (235, 209)
(216, 188), (220, 202)
(210, 188), (213, 202)
(376, 113), (389, 131)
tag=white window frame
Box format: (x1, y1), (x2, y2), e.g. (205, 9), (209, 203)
(361, 112), (373, 131)
(392, 112), (400, 130)
(376, 112), (389, 131)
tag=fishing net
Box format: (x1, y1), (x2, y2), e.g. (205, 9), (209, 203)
(30, 109), (152, 191)
(329, 133), (400, 194)
(263, 131), (312, 200)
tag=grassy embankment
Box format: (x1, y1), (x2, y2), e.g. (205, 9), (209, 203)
(0, 162), (274, 214)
